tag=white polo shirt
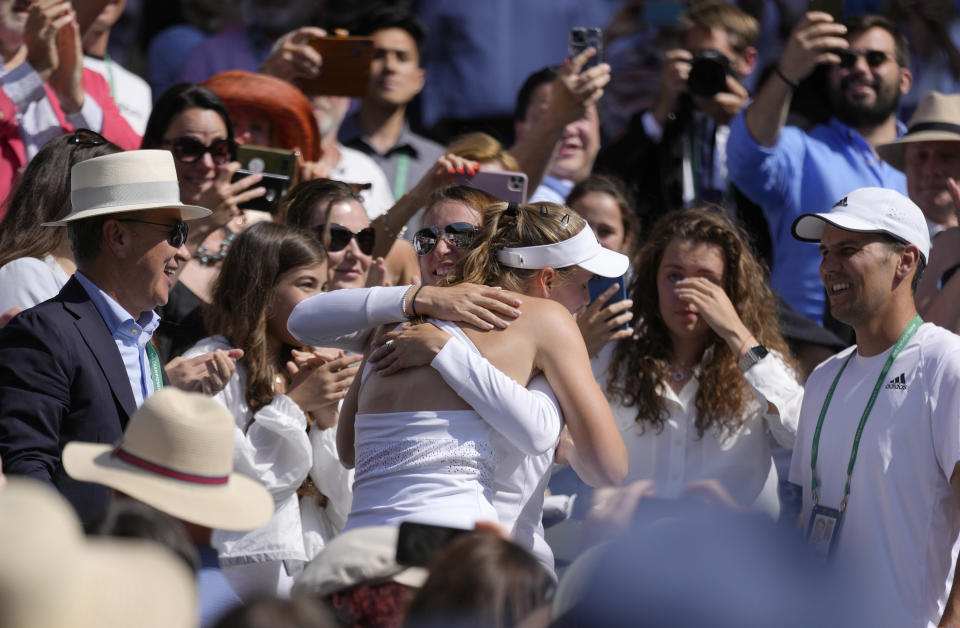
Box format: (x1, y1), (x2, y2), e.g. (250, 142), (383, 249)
(790, 323), (960, 628)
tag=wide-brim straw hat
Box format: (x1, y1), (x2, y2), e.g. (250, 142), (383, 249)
(63, 388), (273, 532)
(0, 478), (197, 628)
(877, 91), (960, 172)
(42, 149), (211, 226)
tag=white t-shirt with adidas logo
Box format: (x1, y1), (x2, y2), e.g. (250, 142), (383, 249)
(790, 323), (960, 627)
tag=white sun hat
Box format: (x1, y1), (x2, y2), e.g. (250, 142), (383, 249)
(497, 222), (629, 277)
(791, 187), (931, 263)
(43, 149), (211, 226)
(0, 478), (197, 628)
(63, 388), (273, 532)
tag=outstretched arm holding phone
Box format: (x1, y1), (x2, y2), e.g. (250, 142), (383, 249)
(510, 47), (610, 194)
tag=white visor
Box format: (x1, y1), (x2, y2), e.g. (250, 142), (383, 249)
(497, 224), (629, 277)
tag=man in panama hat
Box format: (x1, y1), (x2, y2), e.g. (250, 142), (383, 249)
(877, 91), (960, 332)
(877, 90), (960, 235)
(0, 149), (211, 524)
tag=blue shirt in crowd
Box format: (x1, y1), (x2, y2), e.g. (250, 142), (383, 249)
(726, 112), (907, 324)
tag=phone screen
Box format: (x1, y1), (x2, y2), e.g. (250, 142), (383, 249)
(395, 521), (470, 567)
(588, 274), (629, 331)
(808, 0), (844, 21)
(642, 1), (687, 27)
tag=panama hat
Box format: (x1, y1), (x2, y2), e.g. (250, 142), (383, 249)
(792, 187), (931, 263)
(63, 388), (273, 532)
(877, 91), (960, 172)
(0, 478), (196, 628)
(42, 149), (211, 226)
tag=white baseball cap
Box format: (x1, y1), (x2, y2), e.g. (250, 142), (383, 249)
(791, 187), (931, 262)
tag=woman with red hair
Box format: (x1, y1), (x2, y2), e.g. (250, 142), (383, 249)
(203, 70), (323, 172)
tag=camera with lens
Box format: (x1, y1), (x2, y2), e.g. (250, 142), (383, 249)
(687, 49), (732, 99)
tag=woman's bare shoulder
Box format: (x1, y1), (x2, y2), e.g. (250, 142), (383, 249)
(515, 295), (577, 324)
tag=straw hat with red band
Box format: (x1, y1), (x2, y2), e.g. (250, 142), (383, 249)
(63, 388), (273, 532)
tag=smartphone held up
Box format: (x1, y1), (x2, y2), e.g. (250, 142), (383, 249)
(569, 27), (603, 68)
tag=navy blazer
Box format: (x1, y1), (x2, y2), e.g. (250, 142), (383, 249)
(0, 275), (167, 523)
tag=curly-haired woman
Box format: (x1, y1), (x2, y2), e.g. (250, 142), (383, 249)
(603, 207), (802, 516)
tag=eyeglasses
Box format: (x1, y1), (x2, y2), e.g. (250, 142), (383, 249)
(117, 219), (189, 248)
(164, 136), (236, 165)
(836, 49), (891, 69)
(317, 223), (376, 256)
(413, 222), (479, 256)
(69, 128), (108, 146)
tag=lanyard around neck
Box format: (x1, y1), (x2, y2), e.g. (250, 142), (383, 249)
(809, 315), (921, 510)
(146, 342), (164, 392)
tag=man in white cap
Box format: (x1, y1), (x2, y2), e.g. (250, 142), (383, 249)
(788, 187), (960, 628)
(0, 149), (210, 524)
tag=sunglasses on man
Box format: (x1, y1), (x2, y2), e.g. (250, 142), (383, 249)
(315, 223), (376, 256)
(835, 49), (890, 69)
(413, 222), (479, 256)
(117, 219), (189, 249)
(165, 136), (237, 165)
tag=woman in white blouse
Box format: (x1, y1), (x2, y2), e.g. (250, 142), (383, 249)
(601, 208), (803, 517)
(183, 222), (360, 599)
(0, 130), (120, 315)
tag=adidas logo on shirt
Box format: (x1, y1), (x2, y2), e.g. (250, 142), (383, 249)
(885, 372), (908, 390)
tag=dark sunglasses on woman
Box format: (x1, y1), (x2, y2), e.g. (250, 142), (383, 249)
(316, 223), (376, 256)
(116, 219), (189, 248)
(413, 222), (478, 256)
(165, 136), (237, 165)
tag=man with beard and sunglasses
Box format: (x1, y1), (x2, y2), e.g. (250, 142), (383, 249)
(727, 13), (912, 330)
(0, 149), (211, 524)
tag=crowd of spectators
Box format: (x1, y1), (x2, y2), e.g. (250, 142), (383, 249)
(3, 1), (960, 626)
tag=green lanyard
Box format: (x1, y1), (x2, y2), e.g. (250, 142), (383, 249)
(810, 315), (922, 510)
(103, 52), (116, 98)
(145, 342), (164, 393)
(392, 153), (411, 201)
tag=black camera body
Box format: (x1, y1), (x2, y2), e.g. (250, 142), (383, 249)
(687, 49), (732, 99)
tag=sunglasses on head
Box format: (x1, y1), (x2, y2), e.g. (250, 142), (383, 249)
(317, 223), (376, 256)
(165, 136), (236, 165)
(69, 128), (108, 146)
(836, 49), (890, 69)
(117, 219), (189, 248)
(413, 222), (478, 256)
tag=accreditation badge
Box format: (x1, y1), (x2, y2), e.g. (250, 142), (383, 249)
(805, 504), (842, 560)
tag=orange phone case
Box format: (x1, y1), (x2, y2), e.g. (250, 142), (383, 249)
(299, 37), (375, 98)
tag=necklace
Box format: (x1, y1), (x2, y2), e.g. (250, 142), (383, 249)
(196, 228), (238, 265)
(668, 361), (696, 383)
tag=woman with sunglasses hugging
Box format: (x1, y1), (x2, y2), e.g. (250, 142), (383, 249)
(288, 200), (629, 574)
(182, 222), (361, 599)
(141, 83), (268, 360)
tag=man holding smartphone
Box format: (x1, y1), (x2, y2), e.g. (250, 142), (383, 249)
(727, 12), (912, 328)
(338, 6), (444, 201)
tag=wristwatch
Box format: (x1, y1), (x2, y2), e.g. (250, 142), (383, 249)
(737, 345), (769, 372)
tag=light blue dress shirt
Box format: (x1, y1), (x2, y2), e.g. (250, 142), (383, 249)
(727, 113), (907, 324)
(530, 175), (575, 205)
(75, 272), (161, 407)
